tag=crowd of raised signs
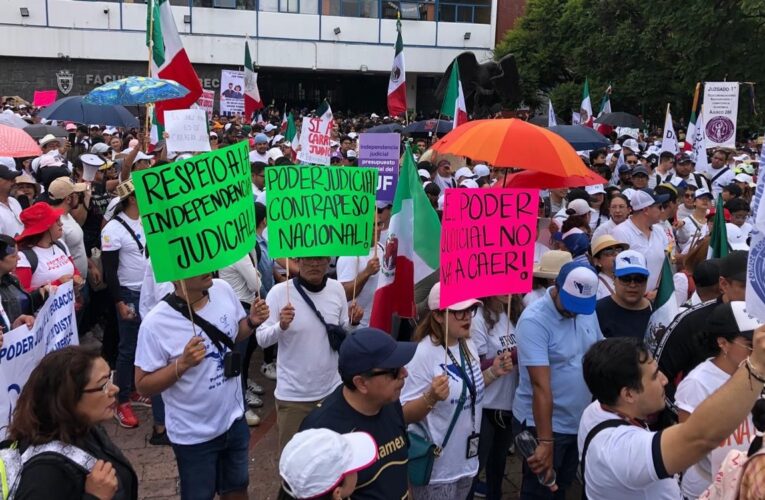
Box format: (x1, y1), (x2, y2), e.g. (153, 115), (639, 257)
(2, 97), (765, 500)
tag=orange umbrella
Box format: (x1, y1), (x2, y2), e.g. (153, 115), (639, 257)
(431, 118), (593, 177)
(0, 125), (42, 157)
(494, 169), (607, 189)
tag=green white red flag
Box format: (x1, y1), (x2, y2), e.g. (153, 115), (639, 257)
(579, 78), (593, 127)
(387, 18), (407, 117)
(369, 146), (440, 334)
(244, 39), (263, 121)
(146, 0), (202, 125)
(440, 59), (468, 129)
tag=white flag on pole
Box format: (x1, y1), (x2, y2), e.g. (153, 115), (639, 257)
(659, 105), (678, 155)
(548, 100), (557, 127)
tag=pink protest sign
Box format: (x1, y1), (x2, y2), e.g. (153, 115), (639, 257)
(439, 188), (538, 309)
(33, 90), (57, 107)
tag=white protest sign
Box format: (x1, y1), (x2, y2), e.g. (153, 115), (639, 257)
(165, 109), (211, 153)
(0, 282), (78, 435)
(296, 116), (332, 165)
(703, 82), (739, 149)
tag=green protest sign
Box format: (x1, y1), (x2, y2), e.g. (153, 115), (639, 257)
(265, 165), (378, 258)
(132, 141), (256, 282)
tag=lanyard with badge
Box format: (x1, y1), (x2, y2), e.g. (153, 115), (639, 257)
(446, 342), (480, 459)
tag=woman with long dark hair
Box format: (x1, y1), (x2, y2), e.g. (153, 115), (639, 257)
(9, 346), (137, 499)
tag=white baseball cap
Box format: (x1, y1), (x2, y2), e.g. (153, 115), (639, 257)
(280, 429), (378, 499)
(726, 223), (750, 251)
(555, 262), (598, 315)
(90, 143), (110, 155)
(427, 282), (482, 311)
(622, 138), (640, 152)
(694, 187), (713, 199)
(346, 149), (357, 159)
(264, 123), (277, 133)
(585, 184), (606, 196)
(417, 169), (430, 179)
(566, 198), (591, 216)
(454, 166), (475, 182)
(707, 301), (762, 338)
(459, 178), (479, 189)
(473, 164), (490, 177)
(629, 188), (669, 211)
(613, 250), (650, 277)
(267, 147), (284, 162)
(132, 151), (154, 165)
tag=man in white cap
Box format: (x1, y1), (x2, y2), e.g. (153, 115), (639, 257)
(0, 159), (23, 236)
(279, 428), (378, 499)
(612, 189), (670, 291)
(512, 261), (603, 498)
(39, 134), (61, 155)
(433, 159), (455, 191)
(249, 133), (270, 163)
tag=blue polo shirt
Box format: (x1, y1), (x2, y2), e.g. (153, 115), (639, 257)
(512, 288), (603, 435)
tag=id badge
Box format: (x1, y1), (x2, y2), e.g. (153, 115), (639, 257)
(466, 432), (480, 459)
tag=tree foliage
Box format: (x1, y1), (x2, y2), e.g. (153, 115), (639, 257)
(496, 0), (765, 130)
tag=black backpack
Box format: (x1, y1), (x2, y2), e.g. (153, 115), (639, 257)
(20, 241), (68, 274)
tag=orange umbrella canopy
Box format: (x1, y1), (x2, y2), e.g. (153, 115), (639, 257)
(431, 118), (594, 177)
(0, 125), (42, 158)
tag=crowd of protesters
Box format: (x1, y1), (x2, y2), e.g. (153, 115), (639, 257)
(2, 95), (765, 500)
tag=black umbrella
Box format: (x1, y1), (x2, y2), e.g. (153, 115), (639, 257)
(38, 95), (139, 128)
(548, 125), (610, 150)
(595, 112), (643, 128)
(403, 119), (453, 137)
(365, 123), (404, 133)
(23, 124), (68, 140)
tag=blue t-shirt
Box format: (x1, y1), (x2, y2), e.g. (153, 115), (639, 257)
(512, 287), (603, 435)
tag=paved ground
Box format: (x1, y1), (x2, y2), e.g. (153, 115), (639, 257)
(106, 351), (580, 499)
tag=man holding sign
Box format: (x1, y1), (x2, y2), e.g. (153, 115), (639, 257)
(135, 273), (270, 500)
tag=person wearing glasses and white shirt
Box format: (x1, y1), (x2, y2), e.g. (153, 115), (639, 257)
(401, 283), (513, 500)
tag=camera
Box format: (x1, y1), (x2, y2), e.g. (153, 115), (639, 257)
(223, 351), (241, 378)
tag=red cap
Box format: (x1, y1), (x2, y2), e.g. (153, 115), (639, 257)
(706, 207), (731, 222)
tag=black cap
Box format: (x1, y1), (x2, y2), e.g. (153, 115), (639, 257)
(706, 301), (762, 339)
(632, 165), (650, 177)
(677, 153), (693, 164)
(693, 259), (720, 287)
(719, 250), (748, 282)
(0, 165), (21, 181)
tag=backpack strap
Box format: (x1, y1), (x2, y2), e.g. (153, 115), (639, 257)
(22, 441), (97, 472)
(162, 293), (234, 353)
(113, 215), (145, 255)
(711, 166), (730, 184)
(580, 419), (630, 500)
(19, 241), (68, 275)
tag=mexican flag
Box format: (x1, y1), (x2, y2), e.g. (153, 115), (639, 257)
(645, 254), (679, 353)
(595, 84), (613, 135)
(580, 78), (593, 127)
(684, 111), (696, 152)
(369, 146), (441, 334)
(659, 105), (678, 154)
(285, 112), (299, 156)
(708, 195), (730, 259)
(440, 59), (468, 130)
(244, 39), (263, 122)
(146, 0), (203, 125)
(386, 18), (407, 117)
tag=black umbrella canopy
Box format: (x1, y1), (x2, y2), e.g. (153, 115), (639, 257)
(38, 95), (139, 129)
(365, 123), (404, 133)
(529, 114), (563, 127)
(594, 112), (643, 128)
(548, 125), (610, 150)
(23, 124), (68, 140)
(403, 119), (452, 137)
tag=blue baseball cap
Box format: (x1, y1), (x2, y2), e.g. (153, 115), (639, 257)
(613, 250), (650, 277)
(254, 133), (269, 143)
(555, 261), (599, 315)
(338, 328), (416, 378)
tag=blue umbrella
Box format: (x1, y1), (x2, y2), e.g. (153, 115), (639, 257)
(83, 76), (190, 106)
(548, 125), (610, 150)
(365, 123), (404, 133)
(39, 96), (139, 128)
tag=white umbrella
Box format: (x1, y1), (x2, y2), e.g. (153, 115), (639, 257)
(0, 110), (28, 129)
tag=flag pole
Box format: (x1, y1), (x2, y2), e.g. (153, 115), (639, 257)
(373, 210), (379, 258)
(145, 0), (156, 142)
(286, 258), (291, 305)
(179, 279), (199, 337)
(691, 82), (701, 116)
(444, 308), (449, 364)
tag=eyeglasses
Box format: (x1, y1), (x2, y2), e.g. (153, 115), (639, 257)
(598, 248), (621, 258)
(364, 367), (401, 379)
(617, 274), (648, 284)
(449, 305), (479, 321)
(684, 193), (695, 199)
(82, 377), (115, 395)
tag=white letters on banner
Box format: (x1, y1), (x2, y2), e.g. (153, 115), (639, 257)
(297, 116), (332, 165)
(0, 282), (79, 435)
(165, 109), (212, 153)
(703, 82), (739, 149)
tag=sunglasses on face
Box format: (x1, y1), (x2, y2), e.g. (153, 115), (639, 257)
(598, 248), (621, 258)
(364, 367), (401, 379)
(618, 274), (648, 284)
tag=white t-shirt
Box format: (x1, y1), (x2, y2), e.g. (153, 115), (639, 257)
(400, 338), (484, 484)
(522, 287), (546, 308)
(61, 213), (87, 278)
(101, 214), (146, 291)
(138, 257), (173, 319)
(591, 218), (618, 242)
(218, 251), (261, 304)
(17, 242), (76, 289)
(135, 279), (246, 445)
(578, 402), (681, 499)
(335, 245), (382, 329)
(534, 242), (549, 265)
(0, 198), (23, 237)
(675, 359), (754, 498)
(612, 219), (669, 291)
(470, 307), (517, 411)
(256, 279), (348, 401)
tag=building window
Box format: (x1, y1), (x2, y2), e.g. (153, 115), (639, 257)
(438, 0), (489, 24)
(324, 0), (378, 17)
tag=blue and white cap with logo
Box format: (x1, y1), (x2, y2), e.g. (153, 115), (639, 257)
(555, 261), (598, 315)
(613, 250), (650, 278)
